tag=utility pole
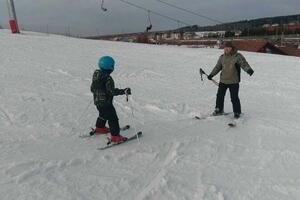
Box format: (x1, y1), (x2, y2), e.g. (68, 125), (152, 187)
(281, 31), (284, 47)
(7, 0), (20, 33)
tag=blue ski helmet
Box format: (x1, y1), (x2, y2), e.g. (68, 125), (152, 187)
(98, 56), (115, 71)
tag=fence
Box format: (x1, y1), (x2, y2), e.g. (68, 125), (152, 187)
(0, 22), (106, 38)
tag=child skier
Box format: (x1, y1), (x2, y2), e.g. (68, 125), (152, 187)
(90, 56), (131, 143)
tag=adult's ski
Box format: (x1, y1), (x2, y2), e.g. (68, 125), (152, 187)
(227, 114), (245, 127)
(98, 131), (142, 150)
(194, 112), (231, 120)
(79, 125), (130, 138)
(228, 121), (237, 127)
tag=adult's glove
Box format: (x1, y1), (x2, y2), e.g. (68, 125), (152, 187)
(124, 88), (131, 95)
(207, 74), (213, 80)
(247, 69), (254, 76)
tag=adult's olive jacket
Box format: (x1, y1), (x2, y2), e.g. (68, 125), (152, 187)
(210, 49), (253, 84)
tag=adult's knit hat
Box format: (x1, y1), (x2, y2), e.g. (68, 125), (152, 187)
(224, 41), (234, 48)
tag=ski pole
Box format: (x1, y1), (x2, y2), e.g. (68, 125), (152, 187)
(126, 92), (140, 142)
(199, 68), (219, 86)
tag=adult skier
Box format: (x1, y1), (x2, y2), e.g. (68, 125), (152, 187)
(207, 41), (254, 119)
(90, 56), (131, 142)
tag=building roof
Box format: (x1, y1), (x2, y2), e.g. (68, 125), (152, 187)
(224, 40), (300, 57)
(221, 40), (298, 56)
(277, 46), (300, 57)
(232, 40), (269, 52)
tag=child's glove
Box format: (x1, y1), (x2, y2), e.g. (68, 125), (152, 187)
(247, 69), (254, 76)
(124, 88), (131, 95)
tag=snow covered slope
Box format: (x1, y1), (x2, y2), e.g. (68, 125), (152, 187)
(1, 29), (300, 200)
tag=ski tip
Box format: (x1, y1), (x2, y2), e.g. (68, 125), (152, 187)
(124, 125), (130, 130)
(228, 123), (236, 127)
(120, 125), (130, 131)
(194, 116), (202, 120)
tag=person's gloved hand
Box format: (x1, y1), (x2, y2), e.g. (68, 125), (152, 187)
(247, 69), (254, 76)
(124, 88), (131, 95)
(207, 74), (213, 80)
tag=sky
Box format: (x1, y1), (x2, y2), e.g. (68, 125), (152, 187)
(0, 0), (300, 36)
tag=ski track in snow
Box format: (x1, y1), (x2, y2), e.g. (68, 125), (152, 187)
(0, 106), (13, 125)
(1, 30), (300, 200)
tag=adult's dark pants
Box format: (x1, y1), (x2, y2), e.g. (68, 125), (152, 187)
(215, 82), (241, 114)
(96, 105), (120, 136)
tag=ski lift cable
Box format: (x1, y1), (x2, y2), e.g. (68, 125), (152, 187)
(155, 0), (224, 24)
(147, 10), (152, 25)
(119, 0), (191, 26)
(146, 10), (153, 32)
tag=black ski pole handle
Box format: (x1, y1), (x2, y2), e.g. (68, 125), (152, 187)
(200, 68), (206, 75)
(199, 68), (219, 86)
(199, 68), (204, 81)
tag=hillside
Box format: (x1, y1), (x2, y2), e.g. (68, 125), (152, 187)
(177, 14), (300, 32)
(1, 29), (300, 200)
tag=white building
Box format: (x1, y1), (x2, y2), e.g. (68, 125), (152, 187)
(195, 31), (226, 38)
